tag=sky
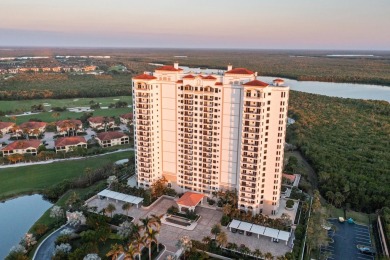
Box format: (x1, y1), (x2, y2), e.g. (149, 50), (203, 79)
(1, 0), (390, 50)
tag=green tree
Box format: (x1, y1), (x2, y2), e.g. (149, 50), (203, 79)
(122, 202), (132, 216)
(210, 224), (221, 239)
(105, 203), (116, 218)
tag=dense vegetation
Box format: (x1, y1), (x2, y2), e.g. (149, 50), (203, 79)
(0, 73), (132, 100)
(287, 91), (390, 212)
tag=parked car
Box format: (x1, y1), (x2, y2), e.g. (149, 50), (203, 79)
(231, 228), (237, 233)
(272, 238), (279, 243)
(246, 232), (252, 236)
(357, 245), (375, 255)
(238, 229), (244, 235)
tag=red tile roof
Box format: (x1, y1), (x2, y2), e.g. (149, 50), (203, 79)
(202, 75), (217, 80)
(243, 80), (269, 87)
(273, 78), (284, 82)
(2, 140), (41, 151)
(133, 74), (157, 80)
(55, 136), (86, 147)
(283, 173), (296, 182)
(96, 131), (127, 141)
(19, 121), (47, 129)
(176, 192), (205, 207)
(225, 68), (254, 75)
(215, 82), (223, 86)
(56, 119), (82, 127)
(120, 113), (133, 120)
(155, 65), (183, 71)
(176, 80), (183, 83)
(182, 74), (195, 79)
(87, 116), (114, 124)
(0, 122), (15, 129)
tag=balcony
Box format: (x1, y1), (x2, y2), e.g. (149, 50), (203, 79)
(136, 93), (150, 98)
(184, 150), (193, 155)
(244, 101), (260, 108)
(136, 104), (151, 109)
(137, 115), (150, 120)
(183, 139), (193, 144)
(203, 96), (213, 101)
(203, 163), (212, 169)
(184, 123), (193, 128)
(184, 134), (193, 139)
(244, 121), (260, 127)
(137, 109), (150, 115)
(202, 153), (212, 158)
(184, 160), (192, 165)
(184, 145), (193, 150)
(137, 120), (150, 126)
(204, 102), (213, 107)
(244, 115), (261, 121)
(138, 153), (151, 158)
(202, 147), (212, 153)
(241, 182), (256, 188)
(138, 142), (150, 147)
(184, 101), (194, 105)
(202, 113), (213, 119)
(244, 108), (260, 114)
(184, 94), (194, 99)
(242, 134), (259, 140)
(137, 131), (151, 137)
(203, 119), (213, 125)
(242, 140), (257, 146)
(184, 112), (193, 117)
(136, 98), (150, 104)
(243, 128), (260, 134)
(184, 155), (193, 160)
(184, 106), (193, 111)
(137, 126), (151, 132)
(203, 136), (212, 142)
(241, 164), (257, 171)
(138, 147), (151, 153)
(204, 108), (213, 113)
(202, 131), (212, 136)
(183, 117), (193, 122)
(203, 125), (212, 131)
(139, 157), (151, 163)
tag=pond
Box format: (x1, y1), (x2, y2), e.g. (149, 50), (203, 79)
(178, 66), (390, 102)
(0, 194), (52, 259)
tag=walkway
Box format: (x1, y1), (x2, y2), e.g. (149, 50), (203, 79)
(33, 225), (72, 260)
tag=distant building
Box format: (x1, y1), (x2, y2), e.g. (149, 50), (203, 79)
(0, 122), (15, 135)
(41, 67), (51, 72)
(55, 136), (87, 153)
(83, 65), (97, 72)
(2, 140), (41, 156)
(7, 68), (19, 74)
(132, 63), (289, 215)
(87, 116), (116, 131)
(56, 120), (83, 136)
(52, 67), (62, 72)
(119, 113), (133, 125)
(95, 131), (129, 148)
(18, 122), (47, 138)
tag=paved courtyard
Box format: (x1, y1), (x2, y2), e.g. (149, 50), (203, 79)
(87, 197), (293, 256)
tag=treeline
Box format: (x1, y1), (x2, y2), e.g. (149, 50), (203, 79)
(0, 73), (133, 100)
(287, 91), (390, 213)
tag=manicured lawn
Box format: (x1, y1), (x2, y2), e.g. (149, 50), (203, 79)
(0, 151), (131, 200)
(1, 107), (132, 124)
(328, 205), (371, 225)
(0, 96), (132, 112)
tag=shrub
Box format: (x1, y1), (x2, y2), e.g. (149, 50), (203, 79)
(207, 198), (216, 205)
(220, 215), (231, 226)
(167, 206), (179, 215)
(286, 199), (295, 208)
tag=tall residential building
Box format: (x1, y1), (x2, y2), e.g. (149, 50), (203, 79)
(132, 63), (289, 215)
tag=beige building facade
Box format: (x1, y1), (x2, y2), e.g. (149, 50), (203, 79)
(132, 64), (289, 215)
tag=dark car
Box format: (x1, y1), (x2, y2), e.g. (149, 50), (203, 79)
(357, 245), (376, 255)
(246, 232), (252, 236)
(238, 229), (244, 235)
(231, 228), (237, 233)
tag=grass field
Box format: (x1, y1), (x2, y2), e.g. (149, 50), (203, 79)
(1, 107), (132, 124)
(0, 151), (131, 200)
(0, 95), (132, 113)
(328, 205), (372, 225)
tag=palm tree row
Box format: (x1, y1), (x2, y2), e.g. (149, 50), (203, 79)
(107, 214), (163, 260)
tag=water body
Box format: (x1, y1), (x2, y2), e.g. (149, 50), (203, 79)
(257, 76), (390, 102)
(177, 66), (390, 102)
(0, 195), (52, 259)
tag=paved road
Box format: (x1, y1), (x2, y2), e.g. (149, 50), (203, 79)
(33, 225), (71, 260)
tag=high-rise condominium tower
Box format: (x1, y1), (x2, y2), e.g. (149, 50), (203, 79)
(132, 63), (289, 215)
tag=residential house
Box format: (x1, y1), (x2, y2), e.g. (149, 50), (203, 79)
(42, 67), (51, 72)
(52, 67), (62, 72)
(63, 67), (71, 72)
(95, 131), (129, 148)
(54, 136), (87, 153)
(2, 140), (41, 156)
(56, 119), (83, 136)
(0, 122), (15, 135)
(83, 65), (97, 72)
(119, 113), (133, 125)
(18, 121), (47, 138)
(87, 116), (116, 131)
(72, 67), (82, 72)
(8, 68), (19, 74)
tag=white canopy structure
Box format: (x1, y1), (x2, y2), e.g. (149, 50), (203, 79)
(97, 189), (144, 208)
(228, 219), (291, 245)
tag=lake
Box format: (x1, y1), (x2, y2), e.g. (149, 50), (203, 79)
(179, 66), (390, 102)
(0, 195), (52, 259)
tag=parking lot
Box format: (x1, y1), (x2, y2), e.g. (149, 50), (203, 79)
(320, 219), (374, 260)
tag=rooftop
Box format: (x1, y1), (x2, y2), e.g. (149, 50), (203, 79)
(0, 122), (15, 129)
(96, 131), (127, 141)
(243, 79), (269, 87)
(2, 140), (41, 151)
(133, 74), (157, 80)
(87, 116), (114, 124)
(156, 65), (183, 72)
(19, 121), (47, 129)
(55, 136), (86, 147)
(176, 192), (205, 207)
(225, 68), (254, 75)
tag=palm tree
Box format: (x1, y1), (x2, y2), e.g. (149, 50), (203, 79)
(216, 231), (228, 247)
(32, 128), (40, 139)
(131, 223), (143, 240)
(253, 249), (263, 259)
(134, 235), (145, 260)
(105, 203), (116, 218)
(123, 243), (139, 260)
(106, 243), (124, 260)
(211, 223), (221, 239)
(122, 202), (132, 216)
(140, 216), (156, 230)
(144, 227), (159, 259)
(202, 236), (212, 246)
(264, 252), (274, 260)
(150, 214), (163, 230)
